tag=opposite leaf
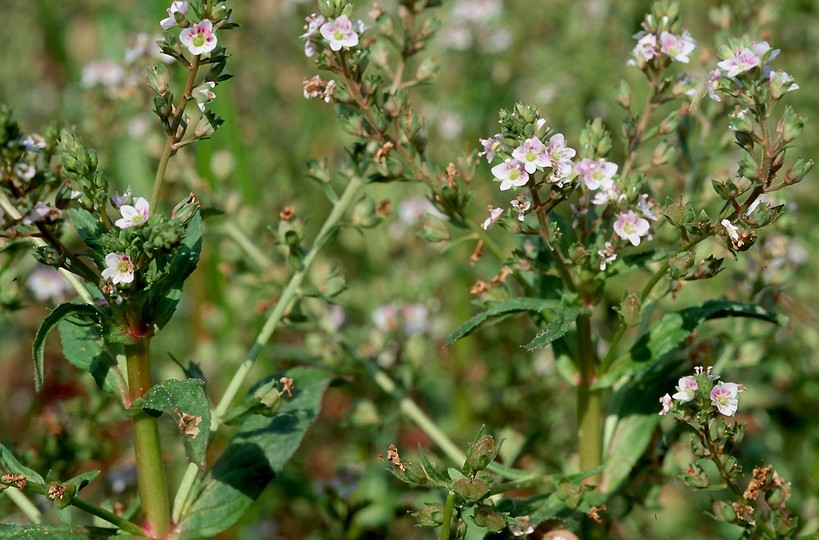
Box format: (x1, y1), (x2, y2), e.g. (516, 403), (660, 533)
(131, 378), (211, 469)
(32, 303), (101, 392)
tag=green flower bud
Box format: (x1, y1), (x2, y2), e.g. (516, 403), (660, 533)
(147, 65), (170, 95)
(418, 214), (450, 243)
(781, 106), (804, 143)
(464, 434), (498, 474)
(412, 503), (445, 527)
(615, 80), (631, 110)
(711, 499), (737, 523)
(472, 505), (506, 533)
(669, 251), (695, 279)
(785, 158), (813, 185)
(452, 475), (490, 502)
(619, 293), (641, 327)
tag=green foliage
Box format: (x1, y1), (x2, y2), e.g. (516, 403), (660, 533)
(32, 303), (101, 392)
(59, 319), (127, 404)
(174, 367), (332, 539)
(0, 525), (120, 539)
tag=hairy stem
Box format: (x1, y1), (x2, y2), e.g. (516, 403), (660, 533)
(125, 340), (170, 537)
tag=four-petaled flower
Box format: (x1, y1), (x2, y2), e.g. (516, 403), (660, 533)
(511, 136), (550, 174)
(672, 375), (698, 403)
(160, 1), (188, 30)
(180, 19), (217, 56)
(320, 15), (359, 52)
(658, 393), (673, 416)
(102, 253), (135, 285)
(597, 241), (617, 271)
(717, 42), (776, 78)
(659, 31), (696, 63)
(574, 158), (617, 191)
(710, 382), (740, 416)
(613, 210), (650, 246)
(491, 159), (529, 191)
(115, 197), (151, 229)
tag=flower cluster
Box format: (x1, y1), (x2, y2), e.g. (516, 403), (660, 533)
(659, 366), (744, 417)
(705, 39), (797, 103)
(301, 13), (366, 57)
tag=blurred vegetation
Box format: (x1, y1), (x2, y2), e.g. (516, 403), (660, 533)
(1, 0), (817, 538)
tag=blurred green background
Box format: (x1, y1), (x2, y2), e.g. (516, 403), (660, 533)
(1, 1), (818, 538)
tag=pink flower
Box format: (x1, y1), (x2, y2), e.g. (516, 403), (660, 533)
(193, 81), (216, 111)
(180, 19), (217, 55)
(545, 133), (575, 183)
(717, 41), (776, 78)
(479, 134), (502, 163)
(632, 33), (658, 61)
(481, 206), (504, 230)
(705, 68), (722, 102)
(101, 253), (135, 285)
(512, 136), (550, 174)
(597, 241), (617, 271)
(510, 192), (531, 222)
(613, 210), (650, 246)
(320, 15), (359, 52)
(658, 393), (673, 416)
(491, 159), (529, 191)
(115, 197), (151, 229)
(160, 1), (188, 30)
(710, 382), (740, 416)
(660, 31), (696, 63)
(574, 158), (617, 191)
(672, 375), (698, 403)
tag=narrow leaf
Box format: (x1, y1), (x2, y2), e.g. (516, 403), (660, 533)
(0, 443), (44, 483)
(131, 379), (211, 468)
(175, 367), (331, 539)
(523, 307), (582, 351)
(596, 300), (787, 389)
(0, 524), (118, 539)
(32, 303), (100, 392)
(417, 446), (451, 487)
(446, 298), (562, 346)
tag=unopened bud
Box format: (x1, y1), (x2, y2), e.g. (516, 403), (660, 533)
(712, 499), (737, 523)
(619, 293), (641, 327)
(464, 434), (498, 473)
(452, 476), (490, 502)
(781, 106), (804, 143)
(147, 65), (170, 95)
(412, 503), (445, 527)
(472, 505), (506, 533)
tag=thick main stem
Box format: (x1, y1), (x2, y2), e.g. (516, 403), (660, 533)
(576, 313), (602, 481)
(125, 340), (170, 538)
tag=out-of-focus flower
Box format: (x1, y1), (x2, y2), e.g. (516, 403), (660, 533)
(705, 68), (722, 101)
(481, 206), (504, 230)
(372, 303), (429, 335)
(574, 158), (617, 191)
(180, 19), (217, 55)
(27, 267), (74, 303)
(22, 202), (54, 225)
(320, 15), (359, 52)
(20, 134), (46, 152)
(613, 210), (650, 246)
(658, 393), (673, 416)
(659, 30), (696, 63)
(631, 33), (658, 62)
(111, 187), (132, 208)
(510, 192), (531, 222)
(710, 382), (740, 416)
(102, 253), (135, 285)
(15, 163), (36, 181)
(115, 197), (151, 229)
(81, 61), (125, 90)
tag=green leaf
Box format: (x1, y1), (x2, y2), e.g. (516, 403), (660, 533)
(417, 446), (451, 487)
(595, 300), (787, 389)
(0, 443), (44, 483)
(149, 212), (202, 331)
(59, 320), (127, 405)
(445, 298), (562, 346)
(523, 307), (583, 351)
(0, 524), (120, 539)
(131, 379), (211, 468)
(175, 367), (332, 539)
(32, 303), (100, 392)
(65, 208), (106, 254)
(600, 377), (663, 495)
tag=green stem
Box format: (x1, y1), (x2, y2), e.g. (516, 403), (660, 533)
(488, 475), (556, 496)
(576, 313), (602, 481)
(439, 491), (456, 540)
(125, 340), (170, 538)
(71, 496), (146, 536)
(3, 487), (42, 524)
(172, 175), (364, 520)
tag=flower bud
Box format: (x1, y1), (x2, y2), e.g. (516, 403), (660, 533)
(619, 293), (641, 327)
(418, 214), (450, 243)
(683, 464), (709, 488)
(514, 103), (538, 124)
(147, 65), (170, 95)
(781, 106), (804, 143)
(464, 434), (498, 474)
(472, 505), (506, 533)
(784, 158), (813, 185)
(669, 251), (695, 279)
(414, 57), (438, 83)
(615, 80), (631, 109)
(412, 503), (445, 527)
(452, 476), (490, 502)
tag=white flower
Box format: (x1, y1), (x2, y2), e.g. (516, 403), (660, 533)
(101, 253), (135, 285)
(481, 206), (504, 230)
(115, 197), (151, 228)
(160, 1), (188, 30)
